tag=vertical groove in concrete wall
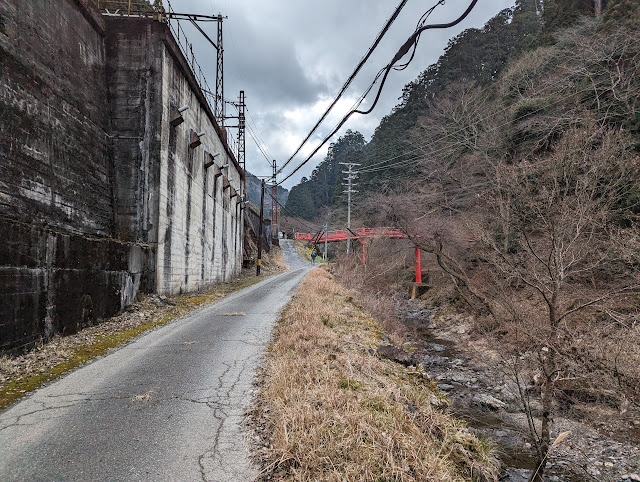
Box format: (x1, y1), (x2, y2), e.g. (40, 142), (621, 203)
(184, 136), (194, 288)
(211, 174), (220, 274)
(200, 151), (208, 284)
(222, 187), (228, 281)
(163, 125), (177, 293)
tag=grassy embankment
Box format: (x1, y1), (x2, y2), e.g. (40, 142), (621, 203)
(0, 248), (287, 410)
(295, 241), (327, 263)
(252, 265), (499, 481)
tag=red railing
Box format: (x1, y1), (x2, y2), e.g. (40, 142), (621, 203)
(296, 227), (406, 243)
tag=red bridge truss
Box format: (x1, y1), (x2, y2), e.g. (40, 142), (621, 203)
(296, 227), (427, 287)
(296, 226), (479, 293)
(295, 227), (406, 243)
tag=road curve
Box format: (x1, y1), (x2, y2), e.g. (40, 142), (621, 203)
(0, 239), (312, 481)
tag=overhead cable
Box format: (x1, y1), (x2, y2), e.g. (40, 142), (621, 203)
(279, 0), (477, 185)
(262, 186), (322, 232)
(277, 0), (411, 176)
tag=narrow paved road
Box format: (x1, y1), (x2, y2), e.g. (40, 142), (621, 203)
(0, 240), (312, 481)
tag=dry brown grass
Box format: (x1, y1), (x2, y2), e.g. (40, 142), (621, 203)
(262, 244), (289, 273)
(251, 266), (499, 481)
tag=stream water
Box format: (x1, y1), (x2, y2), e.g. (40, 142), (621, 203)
(400, 307), (587, 481)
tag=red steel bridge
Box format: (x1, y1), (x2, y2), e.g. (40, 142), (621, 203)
(296, 227), (426, 285)
(296, 226), (479, 292)
(296, 227), (406, 244)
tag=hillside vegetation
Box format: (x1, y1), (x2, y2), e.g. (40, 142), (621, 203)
(286, 0), (639, 221)
(286, 0), (640, 479)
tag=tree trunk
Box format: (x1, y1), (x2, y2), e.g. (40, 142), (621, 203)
(531, 364), (553, 481)
(530, 294), (559, 481)
(594, 0), (603, 16)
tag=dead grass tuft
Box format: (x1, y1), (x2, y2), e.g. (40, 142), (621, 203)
(132, 389), (154, 402)
(251, 266), (499, 481)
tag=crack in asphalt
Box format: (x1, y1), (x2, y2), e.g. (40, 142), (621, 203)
(0, 391), (144, 432)
(0, 241), (312, 480)
(195, 355), (260, 481)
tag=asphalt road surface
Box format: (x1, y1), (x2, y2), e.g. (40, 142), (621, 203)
(0, 240), (313, 481)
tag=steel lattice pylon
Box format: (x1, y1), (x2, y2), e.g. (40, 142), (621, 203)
(214, 14), (224, 129)
(237, 91), (246, 196)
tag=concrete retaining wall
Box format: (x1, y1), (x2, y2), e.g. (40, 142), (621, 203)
(106, 17), (244, 295)
(0, 1), (243, 350)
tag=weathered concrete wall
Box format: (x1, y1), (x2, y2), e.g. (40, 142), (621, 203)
(156, 27), (244, 294)
(105, 18), (163, 292)
(105, 17), (244, 296)
(0, 2), (245, 351)
(0, 0), (109, 235)
(0, 0), (152, 351)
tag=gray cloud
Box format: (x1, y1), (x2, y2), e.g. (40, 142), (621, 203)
(183, 0), (516, 187)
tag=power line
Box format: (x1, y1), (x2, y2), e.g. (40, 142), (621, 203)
(228, 102), (274, 170)
(262, 185), (322, 232)
(354, 49), (636, 176)
(280, 66), (638, 217)
(278, 0), (411, 176)
(247, 123), (272, 165)
(246, 106), (281, 166)
(278, 0), (476, 186)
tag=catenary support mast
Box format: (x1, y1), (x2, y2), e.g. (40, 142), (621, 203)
(215, 14), (224, 129)
(237, 90), (246, 196)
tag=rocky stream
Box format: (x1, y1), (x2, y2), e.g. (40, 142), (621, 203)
(387, 301), (640, 482)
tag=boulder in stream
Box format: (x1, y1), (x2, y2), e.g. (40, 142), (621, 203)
(472, 393), (507, 411)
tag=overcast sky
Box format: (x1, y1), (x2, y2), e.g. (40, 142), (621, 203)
(179, 0), (517, 189)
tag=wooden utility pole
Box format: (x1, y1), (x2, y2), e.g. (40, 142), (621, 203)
(257, 179), (265, 275)
(340, 162), (360, 254)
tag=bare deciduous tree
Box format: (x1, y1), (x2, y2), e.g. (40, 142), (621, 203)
(375, 119), (640, 481)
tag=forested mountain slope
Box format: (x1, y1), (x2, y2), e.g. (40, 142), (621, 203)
(285, 0), (639, 222)
(245, 171), (289, 209)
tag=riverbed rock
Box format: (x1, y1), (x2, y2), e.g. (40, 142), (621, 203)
(377, 345), (414, 366)
(437, 383), (455, 391)
(501, 468), (529, 481)
(472, 393), (508, 410)
(430, 343), (447, 352)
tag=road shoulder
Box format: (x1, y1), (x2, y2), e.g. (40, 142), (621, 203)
(248, 265), (500, 480)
